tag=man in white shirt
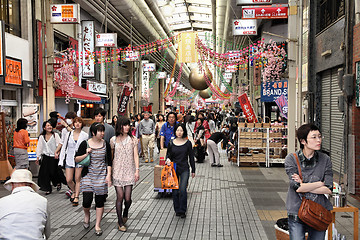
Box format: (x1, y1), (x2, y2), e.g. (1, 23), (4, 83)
(0, 169), (51, 239)
(139, 111), (156, 163)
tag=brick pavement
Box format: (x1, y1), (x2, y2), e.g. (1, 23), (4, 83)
(1, 150), (359, 239)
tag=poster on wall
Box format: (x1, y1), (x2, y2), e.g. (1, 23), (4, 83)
(28, 138), (38, 161)
(82, 21), (95, 77)
(22, 104), (40, 134)
(5, 57), (22, 85)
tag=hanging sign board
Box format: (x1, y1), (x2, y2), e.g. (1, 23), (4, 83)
(121, 51), (140, 61)
(5, 57), (22, 85)
(178, 32), (198, 63)
(95, 33), (117, 47)
(233, 19), (257, 35)
(261, 80), (288, 102)
(50, 4), (80, 23)
(22, 104), (40, 134)
(238, 93), (258, 123)
(156, 72), (167, 79)
(223, 72), (232, 80)
(86, 80), (107, 95)
(143, 63), (156, 72)
(82, 21), (95, 77)
(236, 0), (272, 5)
(141, 60), (150, 97)
(242, 5), (288, 19)
(118, 86), (133, 116)
(225, 65), (238, 72)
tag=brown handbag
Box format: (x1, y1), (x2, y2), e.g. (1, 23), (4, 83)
(293, 153), (332, 231)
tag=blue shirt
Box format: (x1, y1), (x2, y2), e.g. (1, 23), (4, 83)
(159, 122), (178, 148)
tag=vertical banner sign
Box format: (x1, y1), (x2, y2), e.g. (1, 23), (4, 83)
(274, 94), (288, 119)
(141, 60), (149, 98)
(238, 93), (258, 123)
(5, 58), (22, 85)
(0, 20), (4, 76)
(118, 86), (133, 116)
(356, 62), (360, 107)
(178, 32), (198, 63)
(82, 21), (95, 77)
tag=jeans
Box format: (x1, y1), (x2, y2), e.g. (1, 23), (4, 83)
(173, 170), (190, 214)
(288, 215), (326, 240)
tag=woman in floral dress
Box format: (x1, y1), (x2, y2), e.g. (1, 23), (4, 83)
(110, 117), (140, 232)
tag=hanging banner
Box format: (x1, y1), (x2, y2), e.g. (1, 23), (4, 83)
(261, 80), (288, 102)
(236, 0), (272, 4)
(356, 62), (360, 107)
(178, 32), (198, 63)
(86, 80), (106, 95)
(275, 94), (288, 119)
(254, 66), (261, 86)
(118, 86), (133, 116)
(238, 93), (258, 123)
(233, 19), (257, 35)
(95, 33), (117, 47)
(141, 60), (149, 97)
(50, 4), (80, 23)
(82, 21), (95, 77)
(22, 104), (40, 134)
(156, 72), (167, 79)
(242, 5), (288, 19)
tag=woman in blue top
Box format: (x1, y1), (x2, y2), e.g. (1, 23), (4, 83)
(166, 123), (195, 218)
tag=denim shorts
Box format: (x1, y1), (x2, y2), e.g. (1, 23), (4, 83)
(65, 163), (84, 168)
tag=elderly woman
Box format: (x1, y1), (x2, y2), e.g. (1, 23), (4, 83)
(285, 123), (333, 239)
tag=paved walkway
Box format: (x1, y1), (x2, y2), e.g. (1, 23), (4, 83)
(1, 149), (359, 239)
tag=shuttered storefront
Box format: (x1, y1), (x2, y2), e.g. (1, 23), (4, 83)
(321, 68), (345, 174)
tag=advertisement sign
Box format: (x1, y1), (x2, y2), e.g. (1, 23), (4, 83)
(275, 94), (288, 119)
(233, 19), (257, 35)
(156, 72), (167, 79)
(242, 5), (288, 19)
(82, 21), (95, 77)
(121, 51), (140, 61)
(141, 60), (150, 97)
(223, 72), (232, 80)
(95, 33), (117, 47)
(28, 138), (38, 161)
(261, 80), (288, 102)
(0, 21), (4, 76)
(118, 86), (133, 116)
(236, 0), (272, 5)
(50, 4), (80, 23)
(238, 93), (258, 123)
(225, 65), (238, 72)
(5, 58), (22, 85)
(143, 63), (156, 72)
(22, 104), (40, 134)
(356, 62), (360, 107)
(86, 80), (106, 95)
(254, 66), (261, 86)
(178, 32), (198, 63)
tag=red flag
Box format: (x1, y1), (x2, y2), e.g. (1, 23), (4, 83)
(117, 86), (133, 116)
(238, 93), (258, 123)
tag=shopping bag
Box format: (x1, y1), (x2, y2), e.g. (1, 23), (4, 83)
(161, 162), (179, 189)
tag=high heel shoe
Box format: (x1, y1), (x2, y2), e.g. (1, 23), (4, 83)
(72, 197), (79, 207)
(95, 228), (103, 236)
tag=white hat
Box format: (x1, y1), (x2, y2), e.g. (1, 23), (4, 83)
(4, 169), (39, 192)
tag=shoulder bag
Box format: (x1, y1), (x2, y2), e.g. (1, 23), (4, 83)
(293, 153), (332, 231)
(77, 140), (91, 167)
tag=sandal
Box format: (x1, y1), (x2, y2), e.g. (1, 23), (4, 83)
(72, 197), (79, 207)
(95, 228), (103, 236)
(56, 184), (61, 191)
(83, 221), (90, 229)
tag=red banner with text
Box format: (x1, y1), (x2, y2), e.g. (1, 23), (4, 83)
(238, 93), (258, 123)
(118, 86), (133, 116)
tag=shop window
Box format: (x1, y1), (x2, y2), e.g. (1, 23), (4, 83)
(318, 0), (345, 33)
(0, 0), (21, 37)
(2, 89), (16, 100)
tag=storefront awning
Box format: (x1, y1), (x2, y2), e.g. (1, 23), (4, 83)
(71, 85), (101, 102)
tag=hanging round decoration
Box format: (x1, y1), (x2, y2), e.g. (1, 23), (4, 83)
(199, 88), (212, 99)
(189, 67), (211, 90)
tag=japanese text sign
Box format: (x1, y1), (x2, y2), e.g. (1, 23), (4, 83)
(261, 80), (288, 102)
(5, 58), (22, 85)
(236, 0), (272, 5)
(156, 72), (167, 79)
(82, 21), (95, 77)
(238, 93), (258, 123)
(233, 19), (257, 35)
(242, 5), (288, 19)
(141, 60), (150, 97)
(178, 32), (198, 63)
(143, 63), (156, 72)
(95, 33), (117, 47)
(118, 86), (133, 116)
(50, 4), (80, 23)
(87, 80), (106, 94)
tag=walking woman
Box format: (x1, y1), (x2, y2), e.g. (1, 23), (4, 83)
(110, 117), (140, 232)
(56, 117), (88, 206)
(36, 121), (61, 194)
(75, 123), (112, 236)
(194, 118), (206, 163)
(166, 123), (195, 218)
(13, 118), (30, 169)
(285, 124), (333, 239)
(155, 114), (165, 153)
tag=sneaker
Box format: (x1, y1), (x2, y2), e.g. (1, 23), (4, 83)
(176, 212), (182, 217)
(180, 213), (186, 218)
(150, 159), (154, 163)
(145, 159), (149, 163)
(65, 190), (73, 198)
(211, 163), (217, 167)
(217, 164), (223, 167)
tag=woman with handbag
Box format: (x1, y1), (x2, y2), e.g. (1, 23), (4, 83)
(165, 123), (195, 218)
(75, 122), (112, 236)
(110, 117), (140, 232)
(193, 118), (206, 163)
(57, 117), (88, 206)
(36, 121), (61, 195)
(285, 123), (333, 239)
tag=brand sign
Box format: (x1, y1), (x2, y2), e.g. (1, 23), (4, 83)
(236, 0), (272, 5)
(156, 72), (167, 79)
(86, 80), (106, 94)
(5, 58), (22, 85)
(143, 63), (156, 72)
(118, 86), (133, 116)
(233, 19), (257, 35)
(121, 51), (140, 61)
(82, 21), (95, 77)
(261, 80), (288, 102)
(242, 5), (288, 19)
(95, 33), (117, 47)
(50, 4), (80, 23)
(275, 94), (288, 119)
(238, 93), (258, 123)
